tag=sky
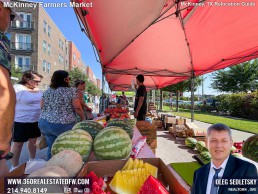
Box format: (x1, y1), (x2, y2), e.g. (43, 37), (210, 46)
(33, 0), (219, 95)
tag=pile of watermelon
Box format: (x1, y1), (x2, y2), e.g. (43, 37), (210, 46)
(242, 134), (258, 162)
(51, 120), (134, 162)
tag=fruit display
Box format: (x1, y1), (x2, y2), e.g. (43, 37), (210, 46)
(86, 171), (110, 194)
(106, 120), (134, 139)
(51, 129), (93, 162)
(104, 107), (130, 119)
(138, 175), (169, 194)
(185, 137), (198, 149)
(233, 141), (244, 150)
(28, 166), (68, 177)
(72, 120), (104, 139)
(242, 134), (258, 162)
(109, 158), (158, 194)
(46, 150), (83, 177)
(93, 126), (132, 160)
(199, 151), (211, 162)
(196, 141), (208, 152)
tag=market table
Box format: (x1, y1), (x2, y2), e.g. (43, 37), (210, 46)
(88, 126), (156, 161)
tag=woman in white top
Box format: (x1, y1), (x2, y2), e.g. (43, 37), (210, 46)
(10, 70), (43, 170)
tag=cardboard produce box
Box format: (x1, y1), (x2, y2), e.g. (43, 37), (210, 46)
(176, 118), (186, 125)
(185, 122), (206, 137)
(76, 158), (190, 194)
(165, 116), (176, 124)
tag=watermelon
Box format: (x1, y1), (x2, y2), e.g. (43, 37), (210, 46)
(106, 120), (133, 139)
(185, 138), (198, 149)
(196, 141), (208, 152)
(138, 175), (169, 194)
(93, 126), (132, 160)
(199, 151), (211, 162)
(72, 120), (104, 139)
(125, 119), (137, 128)
(51, 129), (93, 162)
(242, 134), (258, 162)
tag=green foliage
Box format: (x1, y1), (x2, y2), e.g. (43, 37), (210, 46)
(68, 68), (101, 96)
(211, 60), (258, 93)
(10, 63), (23, 80)
(162, 106), (258, 134)
(161, 76), (202, 93)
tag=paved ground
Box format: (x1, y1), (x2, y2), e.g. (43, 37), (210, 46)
(7, 110), (255, 169)
(155, 117), (254, 165)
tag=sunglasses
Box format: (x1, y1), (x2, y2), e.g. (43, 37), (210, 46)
(33, 80), (41, 83)
(10, 14), (15, 21)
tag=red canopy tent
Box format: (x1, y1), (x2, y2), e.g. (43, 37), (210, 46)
(73, 0), (258, 120)
(73, 0), (258, 90)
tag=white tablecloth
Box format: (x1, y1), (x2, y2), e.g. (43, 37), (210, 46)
(132, 127), (156, 158)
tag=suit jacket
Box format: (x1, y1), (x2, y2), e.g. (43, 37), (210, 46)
(191, 155), (258, 194)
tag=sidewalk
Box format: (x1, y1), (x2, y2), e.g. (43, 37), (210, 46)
(155, 117), (254, 165)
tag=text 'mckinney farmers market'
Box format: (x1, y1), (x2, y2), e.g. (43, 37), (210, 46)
(3, 1), (93, 9)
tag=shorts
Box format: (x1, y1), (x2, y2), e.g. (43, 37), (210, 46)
(12, 122), (41, 142)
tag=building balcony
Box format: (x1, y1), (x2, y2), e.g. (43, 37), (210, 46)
(15, 64), (31, 72)
(10, 42), (34, 53)
(10, 21), (34, 31)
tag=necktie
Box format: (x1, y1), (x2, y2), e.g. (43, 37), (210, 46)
(210, 167), (222, 194)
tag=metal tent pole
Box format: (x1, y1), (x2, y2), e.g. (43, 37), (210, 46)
(191, 72), (195, 122)
(102, 73), (105, 114)
(159, 89), (163, 111)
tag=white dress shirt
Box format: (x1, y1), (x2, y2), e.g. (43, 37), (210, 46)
(206, 156), (229, 194)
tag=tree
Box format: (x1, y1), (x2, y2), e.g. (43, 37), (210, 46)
(68, 68), (101, 96)
(162, 77), (202, 111)
(10, 63), (23, 80)
(211, 60), (258, 93)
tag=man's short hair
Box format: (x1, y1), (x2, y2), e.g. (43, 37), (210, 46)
(207, 123), (232, 138)
(136, 74), (144, 83)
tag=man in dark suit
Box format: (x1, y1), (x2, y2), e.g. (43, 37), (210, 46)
(191, 123), (257, 194)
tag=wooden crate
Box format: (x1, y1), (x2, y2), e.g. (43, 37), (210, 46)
(136, 121), (157, 148)
(152, 120), (163, 128)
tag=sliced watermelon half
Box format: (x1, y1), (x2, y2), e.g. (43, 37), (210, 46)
(138, 175), (169, 194)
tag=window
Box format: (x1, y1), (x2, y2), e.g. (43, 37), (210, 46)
(73, 53), (76, 60)
(15, 34), (31, 50)
(43, 41), (46, 53)
(43, 21), (47, 33)
(59, 55), (64, 64)
(15, 56), (31, 71)
(48, 25), (51, 37)
(5, 33), (11, 41)
(48, 44), (51, 55)
(15, 12), (32, 28)
(42, 60), (47, 72)
(78, 58), (80, 65)
(47, 63), (51, 74)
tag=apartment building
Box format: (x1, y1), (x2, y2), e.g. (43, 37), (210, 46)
(8, 0), (69, 89)
(68, 41), (82, 70)
(96, 79), (101, 90)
